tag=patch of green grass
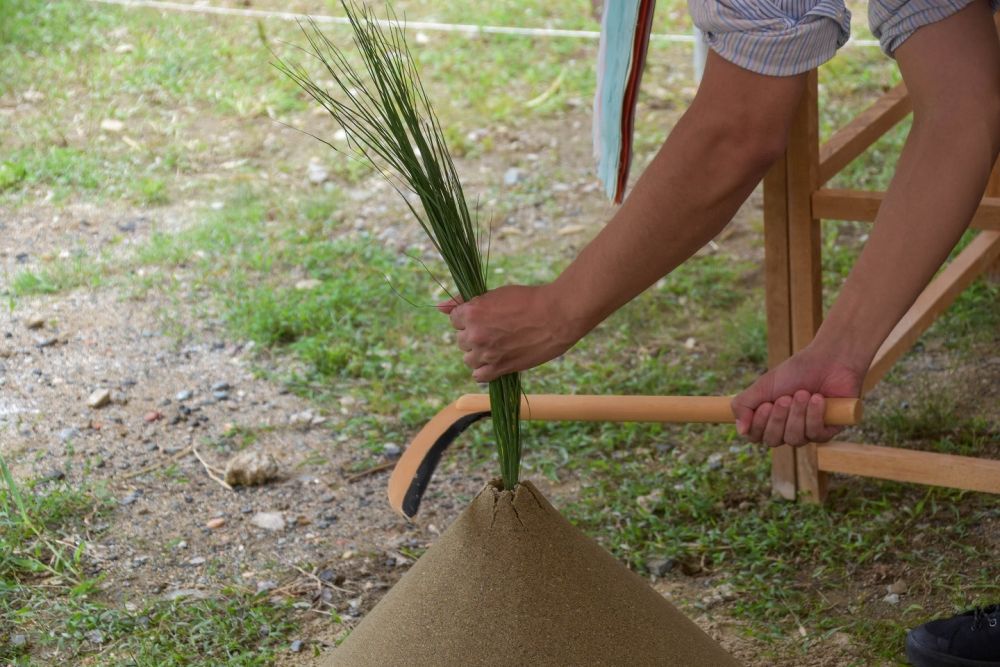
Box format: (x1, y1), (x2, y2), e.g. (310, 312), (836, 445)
(822, 227), (1000, 351)
(0, 145), (171, 206)
(1, 454), (107, 663)
(10, 253), (108, 297)
(866, 386), (998, 455)
(97, 591), (299, 666)
(0, 160), (27, 191)
(721, 301), (768, 369)
(556, 432), (998, 663)
(1, 455), (301, 665)
(819, 48), (906, 191)
(135, 176), (169, 206)
(930, 278), (1000, 348)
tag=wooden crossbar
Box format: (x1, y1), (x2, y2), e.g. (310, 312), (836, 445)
(812, 189), (1000, 229)
(865, 230), (1000, 391)
(817, 442), (1000, 495)
(818, 83), (911, 186)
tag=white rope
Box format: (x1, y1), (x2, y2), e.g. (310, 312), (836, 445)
(85, 0), (881, 48)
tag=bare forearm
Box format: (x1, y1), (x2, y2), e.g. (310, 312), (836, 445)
(550, 112), (779, 338)
(811, 114), (1000, 372)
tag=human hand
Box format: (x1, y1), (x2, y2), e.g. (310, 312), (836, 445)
(731, 347), (865, 447)
(437, 284), (584, 382)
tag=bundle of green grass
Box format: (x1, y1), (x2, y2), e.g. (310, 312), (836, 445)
(276, 2), (521, 492)
(277, 4), (739, 664)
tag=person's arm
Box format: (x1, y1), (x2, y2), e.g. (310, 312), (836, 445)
(732, 1), (1000, 446)
(442, 53), (807, 382)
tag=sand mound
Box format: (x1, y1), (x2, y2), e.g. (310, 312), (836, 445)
(327, 480), (739, 666)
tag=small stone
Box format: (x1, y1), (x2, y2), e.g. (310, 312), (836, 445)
(382, 443), (402, 458)
(887, 579), (908, 595)
(58, 427), (80, 443)
(288, 410), (314, 428)
(119, 491), (141, 506)
(307, 161), (328, 184)
(87, 389), (112, 409)
(213, 391), (230, 401)
(206, 517), (226, 529)
(646, 557), (675, 577)
(224, 450), (279, 487)
(295, 279), (322, 291)
(637, 489), (662, 512)
(163, 588), (210, 601)
(85, 629), (105, 644)
(707, 453), (724, 470)
(256, 580), (278, 593)
(290, 640), (304, 653)
(883, 592), (900, 605)
(684, 337), (697, 350)
(188, 557), (206, 566)
(176, 390), (193, 402)
(40, 469), (65, 482)
(144, 410), (164, 423)
(11, 634), (27, 647)
(100, 119), (124, 133)
(557, 224), (585, 236)
(25, 315), (45, 329)
(211, 381), (231, 392)
(503, 167), (522, 186)
(250, 512), (286, 531)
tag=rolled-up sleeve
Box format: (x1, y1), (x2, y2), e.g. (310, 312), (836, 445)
(689, 0), (851, 76)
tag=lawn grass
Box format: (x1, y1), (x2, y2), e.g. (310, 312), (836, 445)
(3, 1), (999, 665)
(0, 457), (300, 665)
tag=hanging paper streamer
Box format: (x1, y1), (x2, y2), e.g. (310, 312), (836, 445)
(593, 0), (655, 204)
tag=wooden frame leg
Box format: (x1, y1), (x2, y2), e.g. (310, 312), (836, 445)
(764, 155), (797, 500)
(786, 70), (828, 502)
(987, 161), (1000, 281)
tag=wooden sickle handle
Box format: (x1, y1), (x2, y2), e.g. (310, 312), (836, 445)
(454, 394), (862, 426)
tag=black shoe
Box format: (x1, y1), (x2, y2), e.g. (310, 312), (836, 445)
(906, 605), (1000, 667)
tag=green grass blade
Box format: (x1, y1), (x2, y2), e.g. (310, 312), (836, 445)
(274, 1), (522, 487)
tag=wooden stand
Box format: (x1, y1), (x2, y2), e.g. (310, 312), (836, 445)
(765, 72), (1000, 502)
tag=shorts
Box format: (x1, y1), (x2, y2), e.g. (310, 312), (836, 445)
(688, 0), (1000, 76)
